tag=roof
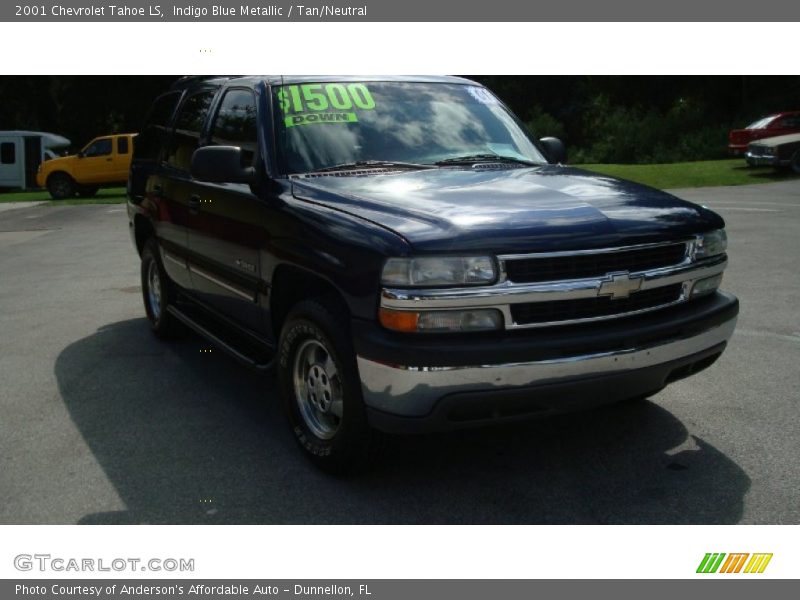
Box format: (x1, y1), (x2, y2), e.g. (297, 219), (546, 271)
(171, 75), (479, 89)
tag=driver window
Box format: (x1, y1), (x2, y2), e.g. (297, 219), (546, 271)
(83, 138), (112, 157)
(209, 89), (257, 164)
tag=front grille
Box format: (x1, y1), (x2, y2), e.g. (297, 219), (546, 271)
(510, 283), (684, 325)
(504, 243), (688, 284)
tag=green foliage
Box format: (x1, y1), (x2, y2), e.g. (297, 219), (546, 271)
(524, 104), (566, 141)
(0, 76), (175, 150)
(570, 95), (732, 164)
(469, 75), (800, 165)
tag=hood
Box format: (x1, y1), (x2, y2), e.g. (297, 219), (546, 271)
(43, 154), (77, 168)
(291, 165), (724, 254)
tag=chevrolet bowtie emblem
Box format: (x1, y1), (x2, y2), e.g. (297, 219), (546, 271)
(598, 272), (643, 300)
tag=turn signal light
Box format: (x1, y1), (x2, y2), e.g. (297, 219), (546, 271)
(379, 308), (420, 332)
(379, 308), (503, 333)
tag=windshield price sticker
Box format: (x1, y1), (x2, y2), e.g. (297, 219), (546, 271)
(278, 83), (376, 128)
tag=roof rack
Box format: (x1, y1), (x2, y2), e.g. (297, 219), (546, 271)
(170, 75), (241, 89)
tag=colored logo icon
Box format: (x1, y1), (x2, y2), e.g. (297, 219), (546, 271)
(697, 553), (773, 573)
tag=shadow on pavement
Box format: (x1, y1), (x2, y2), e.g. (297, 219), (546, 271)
(55, 319), (750, 524)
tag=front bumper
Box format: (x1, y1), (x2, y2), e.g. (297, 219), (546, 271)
(745, 152), (786, 167)
(355, 292), (738, 433)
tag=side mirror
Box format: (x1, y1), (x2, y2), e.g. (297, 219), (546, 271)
(539, 137), (567, 164)
(191, 146), (255, 184)
(77, 151), (85, 158)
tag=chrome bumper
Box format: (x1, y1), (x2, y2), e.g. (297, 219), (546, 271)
(357, 315), (736, 418)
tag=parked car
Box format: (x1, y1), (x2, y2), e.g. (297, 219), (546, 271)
(0, 131), (70, 190)
(728, 111), (800, 155)
(37, 133), (136, 199)
(128, 76), (738, 472)
(746, 133), (800, 172)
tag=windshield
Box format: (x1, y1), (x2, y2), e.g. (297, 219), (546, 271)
(272, 81), (547, 174)
(746, 115), (777, 129)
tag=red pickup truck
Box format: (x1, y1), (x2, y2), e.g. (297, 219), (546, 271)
(728, 111), (800, 155)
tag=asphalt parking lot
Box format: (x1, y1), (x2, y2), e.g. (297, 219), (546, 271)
(0, 180), (798, 525)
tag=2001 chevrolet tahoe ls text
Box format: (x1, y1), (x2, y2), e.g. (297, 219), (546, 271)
(127, 76), (738, 472)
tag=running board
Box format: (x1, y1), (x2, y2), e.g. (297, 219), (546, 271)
(166, 305), (275, 371)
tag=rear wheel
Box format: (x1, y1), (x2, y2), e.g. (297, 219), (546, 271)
(141, 238), (179, 339)
(47, 173), (75, 200)
(278, 299), (380, 474)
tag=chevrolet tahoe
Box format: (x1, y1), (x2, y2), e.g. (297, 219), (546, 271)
(127, 76), (738, 472)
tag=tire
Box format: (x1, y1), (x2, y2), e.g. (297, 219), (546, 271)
(140, 238), (179, 339)
(791, 150), (800, 175)
(47, 173), (75, 200)
(77, 185), (99, 198)
(278, 299), (380, 474)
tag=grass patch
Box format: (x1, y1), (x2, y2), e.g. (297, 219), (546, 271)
(576, 159), (798, 190)
(0, 187), (126, 204)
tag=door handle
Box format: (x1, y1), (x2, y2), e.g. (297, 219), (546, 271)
(188, 195), (201, 215)
(106, 158), (113, 161)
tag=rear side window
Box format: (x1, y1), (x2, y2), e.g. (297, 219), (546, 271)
(118, 136), (129, 155)
(209, 89), (258, 164)
(167, 90), (215, 172)
(136, 91), (181, 162)
(1, 142), (15, 164)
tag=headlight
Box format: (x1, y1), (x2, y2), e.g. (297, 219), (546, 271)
(695, 229), (727, 260)
(379, 308), (503, 333)
(381, 256), (496, 287)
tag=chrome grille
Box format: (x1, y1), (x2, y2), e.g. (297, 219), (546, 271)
(510, 283), (684, 326)
(503, 242), (688, 284)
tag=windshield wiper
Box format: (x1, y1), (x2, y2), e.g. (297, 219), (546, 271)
(435, 154), (542, 167)
(312, 160), (436, 173)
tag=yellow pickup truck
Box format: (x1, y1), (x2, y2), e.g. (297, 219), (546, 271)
(37, 133), (136, 199)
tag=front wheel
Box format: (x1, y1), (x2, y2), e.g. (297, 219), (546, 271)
(47, 173), (75, 200)
(278, 299), (379, 473)
(140, 238), (179, 339)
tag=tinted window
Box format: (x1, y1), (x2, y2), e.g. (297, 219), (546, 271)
(83, 138), (112, 157)
(167, 90), (215, 172)
(1, 142), (15, 164)
(136, 91), (181, 161)
(210, 89), (257, 163)
(118, 136), (129, 154)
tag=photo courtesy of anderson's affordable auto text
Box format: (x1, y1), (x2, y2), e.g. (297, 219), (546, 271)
(0, 0), (798, 596)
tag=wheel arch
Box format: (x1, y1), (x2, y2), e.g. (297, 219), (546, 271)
(133, 214), (155, 256)
(269, 264), (350, 339)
